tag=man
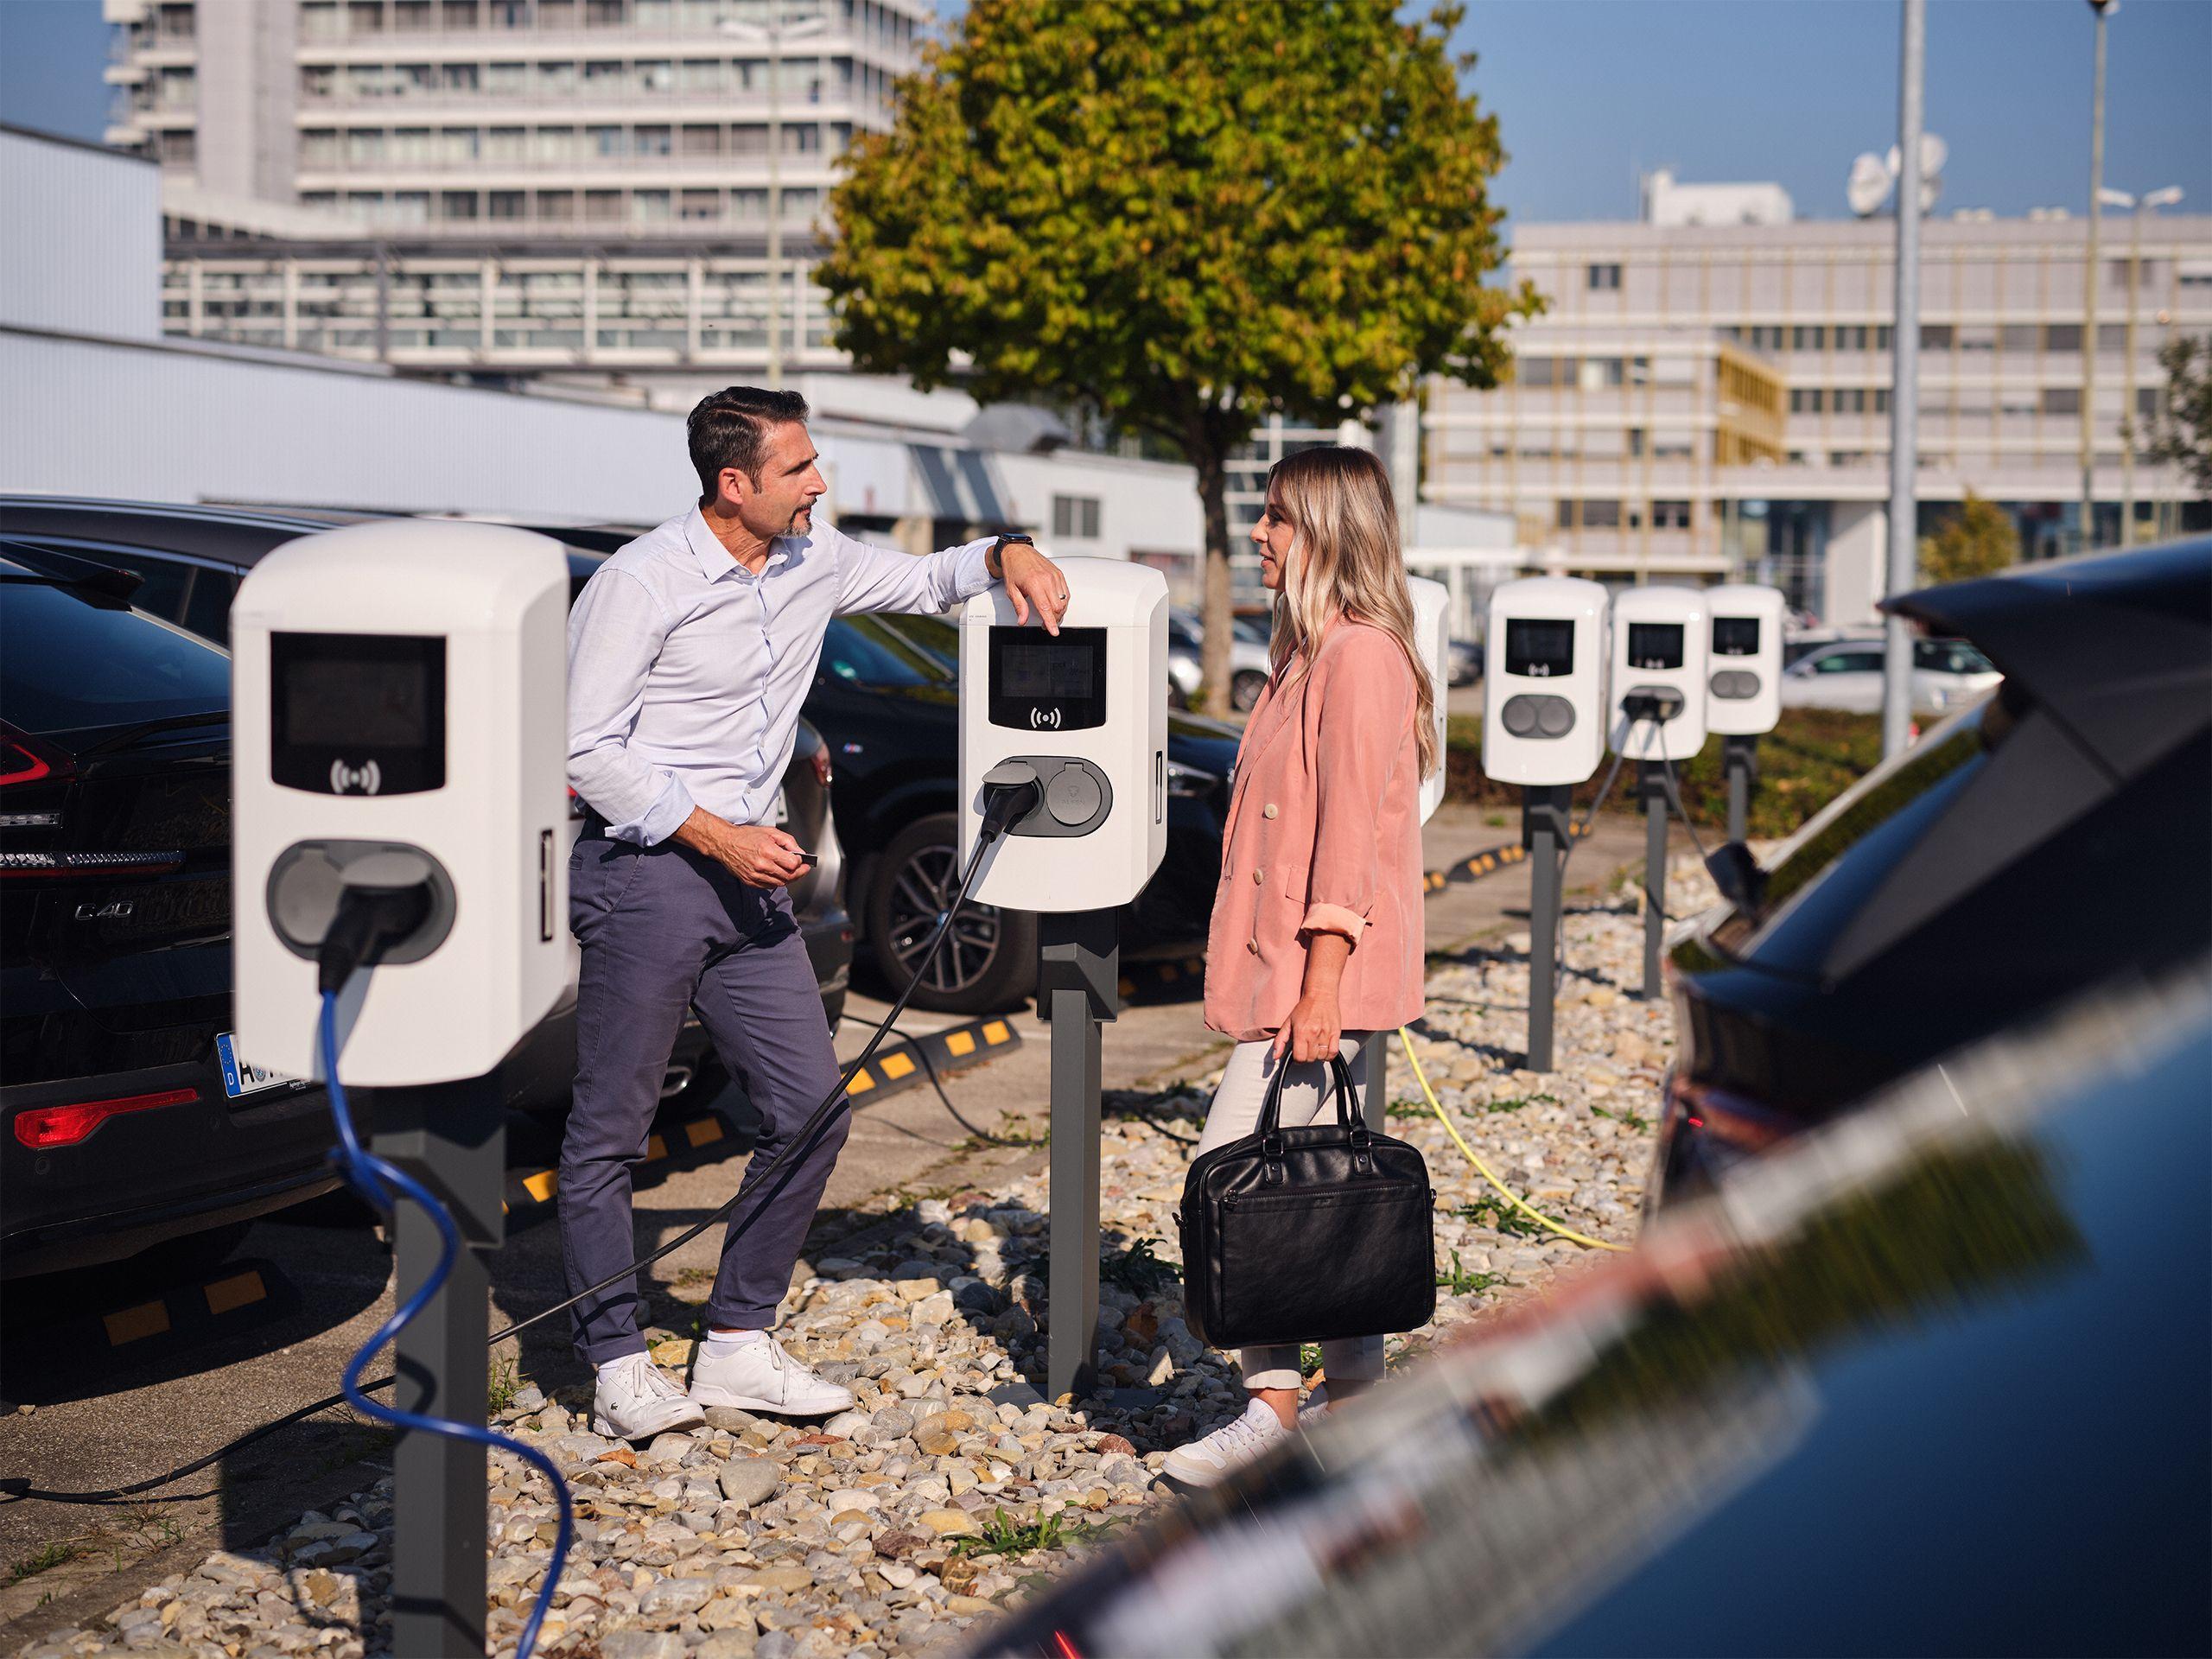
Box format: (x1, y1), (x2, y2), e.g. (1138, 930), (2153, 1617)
(564, 386), (1068, 1439)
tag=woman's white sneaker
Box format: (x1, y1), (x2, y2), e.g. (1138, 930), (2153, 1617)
(590, 1352), (707, 1440)
(1161, 1397), (1291, 1489)
(688, 1334), (854, 1418)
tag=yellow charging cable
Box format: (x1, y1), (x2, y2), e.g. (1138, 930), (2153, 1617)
(1396, 1027), (1630, 1253)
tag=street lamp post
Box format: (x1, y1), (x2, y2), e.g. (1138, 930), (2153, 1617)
(2099, 184), (2185, 545)
(2079, 0), (2113, 552)
(1881, 0), (1925, 760)
(722, 7), (830, 388)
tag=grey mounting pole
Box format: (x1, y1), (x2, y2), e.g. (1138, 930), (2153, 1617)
(374, 1075), (506, 1659)
(1637, 762), (1669, 1001)
(1038, 909), (1117, 1404)
(1723, 735), (1759, 846)
(1522, 784), (1573, 1071)
(1356, 1031), (1390, 1119)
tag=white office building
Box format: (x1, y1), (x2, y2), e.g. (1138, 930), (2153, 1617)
(1425, 179), (2210, 622)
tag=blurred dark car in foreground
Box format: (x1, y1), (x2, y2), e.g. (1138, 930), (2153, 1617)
(988, 969), (2212, 1657)
(0, 497), (851, 1128)
(0, 541), (340, 1279)
(1654, 537), (2211, 1206)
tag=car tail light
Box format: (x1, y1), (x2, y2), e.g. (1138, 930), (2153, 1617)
(13, 1087), (199, 1149)
(0, 726), (73, 791)
(810, 747), (832, 790)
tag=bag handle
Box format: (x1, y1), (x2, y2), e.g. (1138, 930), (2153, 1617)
(1256, 1051), (1373, 1177)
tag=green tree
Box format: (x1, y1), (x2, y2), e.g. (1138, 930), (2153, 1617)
(819, 0), (1536, 707)
(1917, 491), (2019, 587)
(2139, 333), (2212, 499)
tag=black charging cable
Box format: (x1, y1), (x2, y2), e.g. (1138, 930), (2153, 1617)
(4, 771), (1046, 1507)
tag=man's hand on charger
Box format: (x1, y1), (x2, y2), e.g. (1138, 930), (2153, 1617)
(674, 809), (809, 887)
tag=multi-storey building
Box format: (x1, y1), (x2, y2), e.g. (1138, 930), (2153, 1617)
(1426, 185), (2211, 622)
(105, 0), (927, 385)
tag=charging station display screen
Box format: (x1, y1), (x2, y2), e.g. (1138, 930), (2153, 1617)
(1627, 623), (1687, 671)
(1713, 616), (1762, 657)
(1505, 619), (1575, 678)
(988, 627), (1108, 732)
(270, 632), (447, 796)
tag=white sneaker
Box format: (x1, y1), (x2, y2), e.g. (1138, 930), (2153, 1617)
(1161, 1397), (1290, 1489)
(591, 1352), (707, 1441)
(1298, 1384), (1332, 1427)
(688, 1334), (854, 1419)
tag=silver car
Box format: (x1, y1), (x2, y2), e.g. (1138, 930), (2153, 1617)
(1780, 634), (2001, 715)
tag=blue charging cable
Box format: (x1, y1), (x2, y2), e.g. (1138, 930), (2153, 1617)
(319, 990), (575, 1659)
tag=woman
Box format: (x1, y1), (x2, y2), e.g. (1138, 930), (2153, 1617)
(1162, 445), (1435, 1490)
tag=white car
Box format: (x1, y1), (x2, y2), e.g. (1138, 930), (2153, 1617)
(1166, 607), (1276, 711)
(1780, 634), (2002, 716)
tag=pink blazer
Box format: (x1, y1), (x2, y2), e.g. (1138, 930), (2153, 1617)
(1203, 617), (1426, 1043)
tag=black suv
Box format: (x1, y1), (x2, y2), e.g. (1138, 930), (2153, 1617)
(0, 543), (343, 1279)
(1651, 537), (2212, 1207)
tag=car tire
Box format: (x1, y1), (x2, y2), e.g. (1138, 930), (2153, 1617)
(864, 811), (1037, 1014)
(1230, 670), (1268, 712)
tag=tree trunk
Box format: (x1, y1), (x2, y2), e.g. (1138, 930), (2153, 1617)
(1194, 440), (1236, 715)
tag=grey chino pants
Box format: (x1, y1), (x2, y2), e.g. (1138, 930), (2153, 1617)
(561, 832), (846, 1366)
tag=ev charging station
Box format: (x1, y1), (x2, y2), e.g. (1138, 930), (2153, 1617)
(233, 521), (572, 1657)
(1607, 585), (1709, 1001)
(1484, 577), (1609, 1071)
(958, 560), (1168, 1402)
(1702, 583), (1786, 842)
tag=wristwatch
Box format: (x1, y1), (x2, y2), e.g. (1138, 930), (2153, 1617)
(986, 531), (1033, 578)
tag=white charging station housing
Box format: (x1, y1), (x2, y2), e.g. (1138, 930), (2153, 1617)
(1484, 577), (1609, 785)
(1701, 582), (1786, 737)
(232, 522), (573, 1086)
(1406, 576), (1451, 825)
(957, 559), (1168, 912)
(1607, 585), (1710, 760)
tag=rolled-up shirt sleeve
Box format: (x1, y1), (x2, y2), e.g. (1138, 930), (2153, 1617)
(567, 568), (696, 845)
(831, 524), (996, 615)
(1303, 631), (1415, 944)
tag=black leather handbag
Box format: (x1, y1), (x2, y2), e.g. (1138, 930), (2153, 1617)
(1178, 1053), (1436, 1352)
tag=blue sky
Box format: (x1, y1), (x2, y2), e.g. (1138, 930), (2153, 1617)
(5, 0), (2204, 225)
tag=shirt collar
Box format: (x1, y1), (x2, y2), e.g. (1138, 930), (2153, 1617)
(683, 505), (796, 585)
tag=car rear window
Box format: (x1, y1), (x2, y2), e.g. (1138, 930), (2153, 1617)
(0, 582), (231, 739)
(1915, 639), (1995, 675)
(823, 617), (953, 687)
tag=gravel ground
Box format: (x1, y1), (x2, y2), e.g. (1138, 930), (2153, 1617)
(16, 872), (1705, 1659)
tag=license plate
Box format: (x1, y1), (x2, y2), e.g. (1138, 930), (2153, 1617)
(215, 1032), (304, 1100)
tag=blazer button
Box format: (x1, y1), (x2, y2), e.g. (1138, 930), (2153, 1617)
(1262, 803), (1279, 819)
(1246, 938), (1260, 955)
(1252, 868), (1264, 884)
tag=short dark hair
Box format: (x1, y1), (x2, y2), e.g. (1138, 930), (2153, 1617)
(688, 386), (810, 499)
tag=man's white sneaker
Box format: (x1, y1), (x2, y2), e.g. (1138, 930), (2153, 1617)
(1161, 1397), (1291, 1490)
(1297, 1384), (1332, 1427)
(590, 1352), (707, 1441)
(688, 1334), (854, 1419)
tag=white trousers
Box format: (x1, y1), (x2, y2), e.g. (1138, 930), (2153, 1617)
(1192, 1033), (1388, 1393)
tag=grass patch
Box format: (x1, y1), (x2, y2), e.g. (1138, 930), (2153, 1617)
(1446, 708), (1883, 840)
(1435, 1249), (1499, 1297)
(1486, 1092), (1560, 1115)
(7, 1541), (84, 1585)
(1590, 1102), (1651, 1134)
(1382, 1096), (1433, 1119)
(1484, 812), (1507, 828)
(1454, 1195), (1543, 1239)
(487, 1356), (520, 1414)
(1101, 1236), (1175, 1297)
(950, 1506), (1098, 1560)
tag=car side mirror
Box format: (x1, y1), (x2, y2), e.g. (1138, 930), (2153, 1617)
(1705, 841), (1767, 923)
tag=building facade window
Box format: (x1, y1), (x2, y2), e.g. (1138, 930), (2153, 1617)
(1586, 263), (1622, 290)
(1921, 324), (1954, 350)
(2041, 387), (2081, 415)
(1789, 388), (1825, 414)
(1052, 495), (1102, 540)
(1650, 499), (1692, 530)
(1791, 325), (1824, 350)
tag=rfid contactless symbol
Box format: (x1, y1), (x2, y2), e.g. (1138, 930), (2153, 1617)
(329, 759), (383, 795)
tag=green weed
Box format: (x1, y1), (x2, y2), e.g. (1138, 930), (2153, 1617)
(486, 1357), (520, 1414)
(1435, 1249), (1498, 1297)
(7, 1541), (83, 1586)
(1453, 1195), (1541, 1239)
(1589, 1102), (1650, 1133)
(1486, 1092), (1560, 1115)
(950, 1506), (1092, 1559)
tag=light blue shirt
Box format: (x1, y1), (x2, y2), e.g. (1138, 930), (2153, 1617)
(567, 506), (996, 844)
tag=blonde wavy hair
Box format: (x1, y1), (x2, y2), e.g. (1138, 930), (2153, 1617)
(1262, 445), (1438, 779)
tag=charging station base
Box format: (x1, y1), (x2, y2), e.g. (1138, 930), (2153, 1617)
(1037, 909), (1117, 1404)
(373, 1074), (505, 1659)
(1637, 764), (1670, 1001)
(1724, 734), (1759, 844)
(1521, 785), (1574, 1070)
